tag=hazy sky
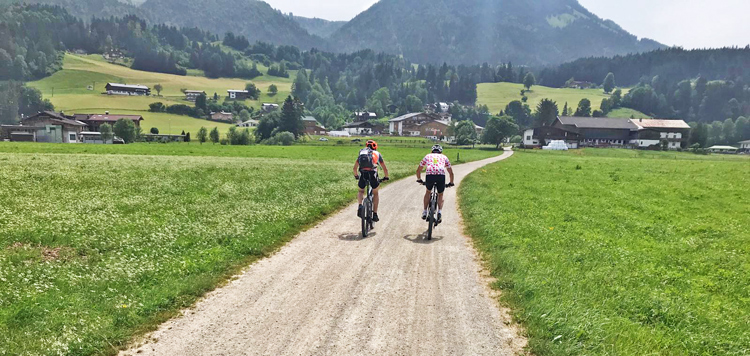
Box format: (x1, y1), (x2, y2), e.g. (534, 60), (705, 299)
(264, 0), (750, 49)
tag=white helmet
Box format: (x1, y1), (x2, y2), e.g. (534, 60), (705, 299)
(432, 144), (443, 153)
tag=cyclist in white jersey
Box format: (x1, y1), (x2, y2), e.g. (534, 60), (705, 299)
(416, 145), (455, 223)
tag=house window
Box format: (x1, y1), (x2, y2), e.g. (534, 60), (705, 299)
(526, 136), (531, 140)
(69, 133), (76, 141)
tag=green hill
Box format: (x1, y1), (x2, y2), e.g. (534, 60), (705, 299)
(28, 54), (295, 134)
(291, 15), (346, 38)
(477, 82), (649, 118)
(140, 0), (327, 50)
(330, 0), (664, 65)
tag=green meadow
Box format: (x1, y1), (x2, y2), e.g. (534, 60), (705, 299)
(459, 149), (750, 355)
(0, 143), (502, 355)
(477, 82), (648, 118)
(27, 54), (295, 134)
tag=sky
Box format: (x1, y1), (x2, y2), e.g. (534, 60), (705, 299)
(263, 0), (750, 49)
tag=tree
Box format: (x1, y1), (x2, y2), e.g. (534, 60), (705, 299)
(481, 116), (519, 148)
(365, 87), (391, 117)
(239, 109), (251, 122)
(268, 84), (278, 96)
(280, 96), (303, 137)
(455, 120), (478, 145)
(254, 112), (280, 142)
(534, 99), (558, 127)
(405, 95), (423, 113)
(504, 100), (532, 128)
(154, 83), (163, 96)
(195, 93), (208, 112)
(689, 122), (708, 148)
(184, 132), (191, 143)
(574, 98), (592, 117)
(209, 127), (220, 144)
(150, 127), (159, 134)
(197, 127), (208, 144)
(735, 116), (750, 142)
(292, 70), (311, 103)
(100, 123), (113, 143)
(523, 72), (536, 90)
(276, 131), (295, 146)
(723, 118), (736, 144)
(602, 72), (616, 94)
(245, 83), (261, 100)
(561, 102), (569, 116)
(113, 118), (136, 143)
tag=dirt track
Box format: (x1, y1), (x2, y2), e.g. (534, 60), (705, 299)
(121, 150), (525, 355)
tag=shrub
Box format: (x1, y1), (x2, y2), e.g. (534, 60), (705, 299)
(276, 131), (295, 146)
(150, 127), (159, 134)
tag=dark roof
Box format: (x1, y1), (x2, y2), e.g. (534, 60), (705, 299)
(106, 83), (149, 90)
(84, 114), (144, 122)
(24, 111), (87, 126)
(557, 116), (639, 130)
(343, 121), (381, 128)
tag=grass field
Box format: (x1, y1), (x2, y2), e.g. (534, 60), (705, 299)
(0, 143), (502, 355)
(459, 149), (750, 355)
(27, 54), (294, 134)
(477, 82), (647, 118)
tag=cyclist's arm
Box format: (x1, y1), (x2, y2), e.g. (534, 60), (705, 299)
(353, 161), (360, 178)
(381, 160), (390, 179)
(416, 165), (424, 181)
(447, 167), (455, 185)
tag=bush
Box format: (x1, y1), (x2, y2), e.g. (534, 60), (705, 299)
(149, 102), (166, 112)
(510, 135), (522, 143)
(276, 131), (295, 146)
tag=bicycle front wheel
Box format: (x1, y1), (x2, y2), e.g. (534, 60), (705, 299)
(361, 201), (370, 238)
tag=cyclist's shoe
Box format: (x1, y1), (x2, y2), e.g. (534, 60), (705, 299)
(357, 205), (363, 218)
(421, 211), (428, 220)
(372, 212), (380, 222)
(437, 213), (443, 224)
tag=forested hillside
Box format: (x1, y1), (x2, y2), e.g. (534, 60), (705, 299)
(290, 16), (346, 38)
(140, 0), (327, 51)
(0, 0), (141, 19)
(535, 47), (750, 124)
(330, 0), (663, 65)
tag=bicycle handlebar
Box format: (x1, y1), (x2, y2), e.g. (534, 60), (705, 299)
(416, 180), (455, 188)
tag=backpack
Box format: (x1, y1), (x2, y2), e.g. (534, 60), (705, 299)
(358, 148), (375, 169)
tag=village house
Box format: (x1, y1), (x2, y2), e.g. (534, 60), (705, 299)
(184, 90), (206, 102)
(389, 112), (444, 136)
(353, 111), (378, 122)
(210, 111), (234, 123)
(105, 83), (150, 96)
(737, 140), (750, 152)
(523, 126), (583, 148)
(227, 90), (251, 100)
(0, 111), (87, 143)
(631, 118), (691, 149)
(262, 103), (280, 113)
(552, 116), (639, 147)
(343, 121), (385, 136)
(707, 145), (739, 154)
(237, 119), (259, 128)
(74, 112), (144, 132)
(302, 116), (327, 135)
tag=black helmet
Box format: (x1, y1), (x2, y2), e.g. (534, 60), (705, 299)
(432, 144), (443, 153)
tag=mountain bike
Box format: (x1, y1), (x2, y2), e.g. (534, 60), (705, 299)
(358, 174), (388, 238)
(417, 179), (454, 240)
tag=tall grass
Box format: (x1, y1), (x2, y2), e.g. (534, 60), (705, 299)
(0, 145), (502, 355)
(459, 150), (750, 355)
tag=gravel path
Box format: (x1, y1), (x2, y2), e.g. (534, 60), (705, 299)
(121, 150), (525, 356)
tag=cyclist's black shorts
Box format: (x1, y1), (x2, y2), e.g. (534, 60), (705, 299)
(358, 170), (380, 190)
(425, 175), (446, 193)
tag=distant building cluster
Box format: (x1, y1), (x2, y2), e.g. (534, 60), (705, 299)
(1, 111), (143, 144)
(523, 117), (691, 150)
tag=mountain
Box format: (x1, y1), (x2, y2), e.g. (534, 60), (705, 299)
(329, 0), (664, 66)
(0, 0), (143, 19)
(290, 16), (346, 38)
(140, 0), (327, 50)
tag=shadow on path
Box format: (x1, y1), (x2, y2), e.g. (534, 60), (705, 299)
(402, 233), (443, 244)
